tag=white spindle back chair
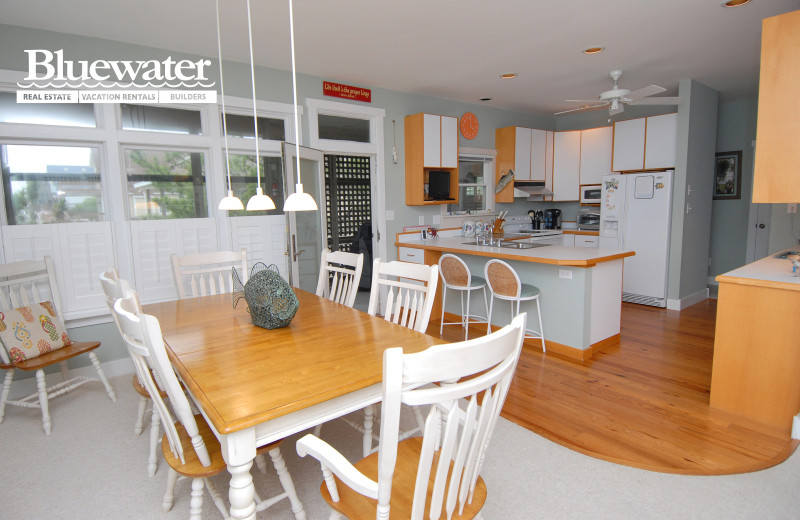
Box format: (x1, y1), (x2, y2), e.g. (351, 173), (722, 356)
(367, 258), (439, 333)
(0, 256), (116, 435)
(316, 248), (364, 308)
(297, 313), (527, 520)
(99, 266), (162, 477)
(170, 249), (247, 299)
(113, 290), (306, 519)
(327, 258), (439, 457)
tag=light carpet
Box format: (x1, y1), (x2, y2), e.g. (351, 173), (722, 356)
(1, 375), (799, 519)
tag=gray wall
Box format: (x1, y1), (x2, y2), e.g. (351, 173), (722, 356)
(670, 80), (718, 300)
(709, 99), (757, 277)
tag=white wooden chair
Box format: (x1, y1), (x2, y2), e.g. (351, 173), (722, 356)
(345, 258), (439, 457)
(0, 256), (116, 435)
(170, 249), (247, 299)
(297, 313), (527, 520)
(315, 248), (364, 308)
(99, 266), (163, 477)
(113, 290), (306, 520)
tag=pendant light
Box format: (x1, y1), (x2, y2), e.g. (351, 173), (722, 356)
(283, 0), (318, 212)
(244, 0), (276, 211)
(216, 0), (244, 211)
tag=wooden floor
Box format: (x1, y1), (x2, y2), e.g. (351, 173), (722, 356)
(431, 299), (798, 475)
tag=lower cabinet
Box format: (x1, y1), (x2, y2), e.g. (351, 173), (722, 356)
(575, 235), (599, 248)
(399, 246), (424, 264)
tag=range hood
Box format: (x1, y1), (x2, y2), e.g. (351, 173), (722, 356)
(513, 180), (554, 198)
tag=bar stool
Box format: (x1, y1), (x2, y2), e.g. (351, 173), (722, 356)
(484, 259), (546, 352)
(438, 254), (488, 340)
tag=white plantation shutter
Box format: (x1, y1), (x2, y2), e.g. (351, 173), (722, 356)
(230, 215), (288, 278)
(1, 222), (115, 319)
(129, 218), (219, 303)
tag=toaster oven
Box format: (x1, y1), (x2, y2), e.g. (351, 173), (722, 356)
(576, 207), (600, 231)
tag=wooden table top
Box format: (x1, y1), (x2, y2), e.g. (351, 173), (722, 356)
(143, 290), (444, 435)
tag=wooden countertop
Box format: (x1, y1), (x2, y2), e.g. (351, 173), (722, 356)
(396, 236), (633, 268)
(716, 248), (800, 291)
(563, 229), (599, 236)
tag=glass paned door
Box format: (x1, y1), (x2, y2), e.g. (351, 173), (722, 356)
(282, 142), (326, 292)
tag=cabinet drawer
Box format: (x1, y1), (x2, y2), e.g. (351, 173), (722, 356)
(399, 247), (424, 264)
(575, 235), (598, 248)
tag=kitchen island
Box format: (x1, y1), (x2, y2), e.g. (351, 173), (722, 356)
(397, 234), (634, 361)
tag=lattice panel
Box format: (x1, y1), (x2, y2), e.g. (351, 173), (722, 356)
(324, 155), (372, 252)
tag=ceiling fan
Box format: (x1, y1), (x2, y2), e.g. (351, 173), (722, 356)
(555, 70), (681, 116)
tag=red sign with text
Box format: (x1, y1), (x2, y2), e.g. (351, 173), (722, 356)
(323, 81), (371, 103)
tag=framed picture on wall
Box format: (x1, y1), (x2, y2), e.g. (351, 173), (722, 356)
(713, 151), (742, 200)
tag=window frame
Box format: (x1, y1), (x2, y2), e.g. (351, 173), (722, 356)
(443, 147), (497, 217)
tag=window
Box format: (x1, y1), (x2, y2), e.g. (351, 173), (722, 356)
(1, 144), (104, 224)
(223, 113), (285, 141)
(318, 114), (370, 143)
(448, 156), (493, 214)
(124, 149), (207, 219)
(224, 153), (285, 216)
(0, 92), (96, 127)
(120, 104), (202, 134)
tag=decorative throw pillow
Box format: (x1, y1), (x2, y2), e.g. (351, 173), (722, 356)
(0, 301), (71, 364)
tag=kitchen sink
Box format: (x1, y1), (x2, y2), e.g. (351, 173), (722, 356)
(498, 242), (548, 249)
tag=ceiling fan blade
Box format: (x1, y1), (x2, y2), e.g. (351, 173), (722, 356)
(629, 96), (682, 105)
(565, 99), (609, 104)
(609, 103), (624, 116)
(626, 85), (667, 101)
(554, 104), (607, 115)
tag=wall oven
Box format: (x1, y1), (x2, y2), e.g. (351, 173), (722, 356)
(580, 184), (602, 204)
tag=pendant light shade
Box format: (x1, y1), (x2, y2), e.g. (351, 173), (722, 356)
(284, 183), (318, 211)
(246, 186), (277, 211)
(219, 189), (245, 210)
(283, 0), (318, 212)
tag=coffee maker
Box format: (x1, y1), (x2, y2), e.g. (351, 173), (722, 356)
(543, 209), (562, 229)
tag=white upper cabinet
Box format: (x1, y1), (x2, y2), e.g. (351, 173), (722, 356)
(513, 127), (533, 180)
(612, 114), (677, 171)
(612, 118), (647, 171)
(644, 113), (678, 170)
(552, 130), (581, 201)
(423, 114), (458, 168)
(531, 129), (551, 182)
(579, 126), (613, 185)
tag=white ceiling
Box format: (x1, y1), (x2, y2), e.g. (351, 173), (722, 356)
(1, 0), (797, 116)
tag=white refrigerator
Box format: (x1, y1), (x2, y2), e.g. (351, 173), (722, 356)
(599, 170), (673, 308)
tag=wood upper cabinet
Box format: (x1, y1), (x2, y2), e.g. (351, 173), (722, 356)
(495, 126), (553, 203)
(579, 126), (613, 185)
(552, 130), (581, 201)
(612, 113), (677, 171)
(752, 10), (800, 203)
(405, 113), (459, 206)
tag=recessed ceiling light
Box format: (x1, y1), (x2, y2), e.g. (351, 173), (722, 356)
(583, 46), (604, 54)
(722, 0), (750, 6)
(480, 97), (492, 101)
(500, 73), (517, 79)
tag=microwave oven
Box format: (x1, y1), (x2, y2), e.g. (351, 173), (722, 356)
(580, 184), (601, 204)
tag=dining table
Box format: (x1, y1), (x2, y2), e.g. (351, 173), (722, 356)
(143, 288), (445, 520)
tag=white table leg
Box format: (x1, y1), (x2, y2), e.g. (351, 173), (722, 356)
(222, 428), (257, 520)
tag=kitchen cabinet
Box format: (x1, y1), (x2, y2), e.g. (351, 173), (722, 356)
(612, 113), (677, 171)
(399, 246), (424, 264)
(552, 130), (581, 201)
(495, 126), (553, 203)
(562, 234), (575, 247)
(579, 126), (613, 185)
(752, 10), (800, 203)
(405, 113), (459, 205)
(574, 235), (599, 248)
